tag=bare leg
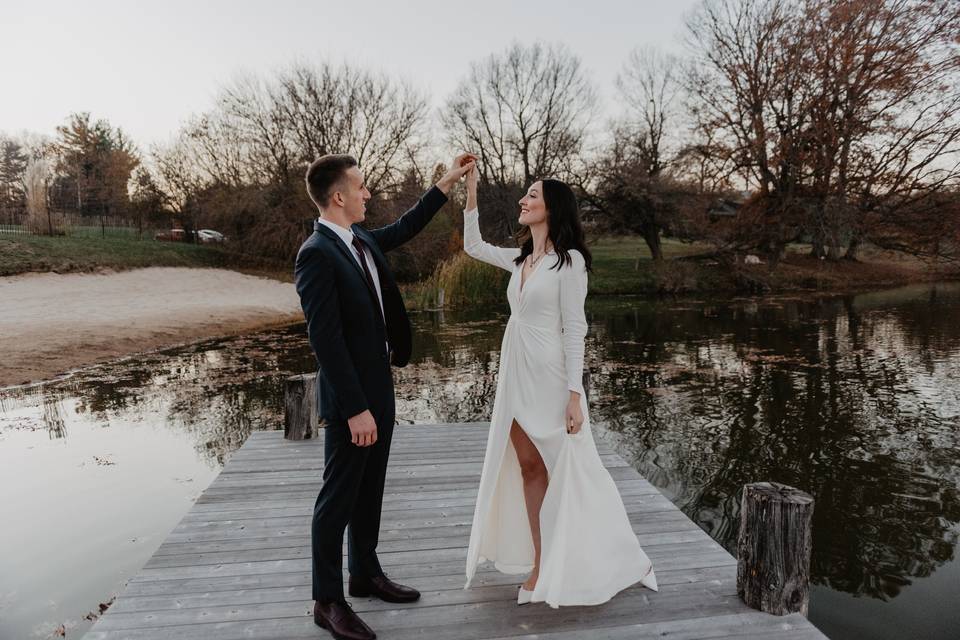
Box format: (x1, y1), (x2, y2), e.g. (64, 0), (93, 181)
(510, 419), (548, 590)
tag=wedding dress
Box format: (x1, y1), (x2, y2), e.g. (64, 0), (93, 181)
(461, 207), (658, 608)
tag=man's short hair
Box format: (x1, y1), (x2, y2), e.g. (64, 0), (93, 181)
(305, 154), (358, 208)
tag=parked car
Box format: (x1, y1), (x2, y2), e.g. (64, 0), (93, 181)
(154, 228), (191, 242)
(198, 229), (226, 244)
(154, 228), (225, 244)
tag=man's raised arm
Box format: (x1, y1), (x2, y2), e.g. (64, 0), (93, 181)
(370, 153), (476, 252)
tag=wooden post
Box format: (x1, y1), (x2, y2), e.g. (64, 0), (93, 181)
(737, 482), (815, 617)
(284, 373), (317, 440)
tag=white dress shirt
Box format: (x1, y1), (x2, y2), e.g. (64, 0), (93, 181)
(316, 216), (389, 355)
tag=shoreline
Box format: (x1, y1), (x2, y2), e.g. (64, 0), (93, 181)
(4, 260), (955, 389)
(0, 316), (305, 393)
(404, 250), (959, 311)
(0, 267), (303, 388)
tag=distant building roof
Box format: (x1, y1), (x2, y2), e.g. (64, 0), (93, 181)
(707, 198), (741, 218)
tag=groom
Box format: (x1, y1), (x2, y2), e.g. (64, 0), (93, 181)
(295, 152), (475, 640)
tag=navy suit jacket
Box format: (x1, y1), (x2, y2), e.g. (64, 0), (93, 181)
(294, 186), (447, 424)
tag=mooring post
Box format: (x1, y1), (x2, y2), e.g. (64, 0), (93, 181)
(737, 481), (815, 617)
(283, 373), (317, 440)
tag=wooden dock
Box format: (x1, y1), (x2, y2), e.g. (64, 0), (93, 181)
(84, 423), (829, 639)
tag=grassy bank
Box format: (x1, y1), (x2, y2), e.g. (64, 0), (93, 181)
(0, 235), (293, 280)
(406, 236), (958, 309)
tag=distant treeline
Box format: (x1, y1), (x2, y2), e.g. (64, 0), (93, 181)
(1, 0), (958, 281)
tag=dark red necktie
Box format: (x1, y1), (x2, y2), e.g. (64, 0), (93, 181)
(351, 235), (384, 323)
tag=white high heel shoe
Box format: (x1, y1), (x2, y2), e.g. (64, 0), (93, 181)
(640, 566), (659, 592)
(517, 585), (533, 605)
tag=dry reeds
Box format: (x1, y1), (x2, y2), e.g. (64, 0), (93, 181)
(412, 252), (510, 310)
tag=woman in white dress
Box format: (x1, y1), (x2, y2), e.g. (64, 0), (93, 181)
(461, 164), (658, 608)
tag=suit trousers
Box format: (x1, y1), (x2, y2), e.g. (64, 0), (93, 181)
(311, 371), (395, 601)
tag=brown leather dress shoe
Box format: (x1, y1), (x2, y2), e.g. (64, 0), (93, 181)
(348, 573), (421, 603)
(313, 599), (376, 640)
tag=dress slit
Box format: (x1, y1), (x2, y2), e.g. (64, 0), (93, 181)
(509, 416), (549, 477)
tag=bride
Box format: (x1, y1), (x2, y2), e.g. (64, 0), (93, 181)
(460, 162), (658, 608)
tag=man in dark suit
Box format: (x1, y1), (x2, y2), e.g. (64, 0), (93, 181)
(295, 152), (475, 640)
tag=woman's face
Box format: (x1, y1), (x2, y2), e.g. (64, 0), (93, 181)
(518, 181), (547, 226)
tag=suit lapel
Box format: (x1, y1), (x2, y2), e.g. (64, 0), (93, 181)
(352, 226), (391, 286)
(313, 221), (369, 284)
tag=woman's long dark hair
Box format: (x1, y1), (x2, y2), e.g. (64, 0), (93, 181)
(514, 178), (593, 272)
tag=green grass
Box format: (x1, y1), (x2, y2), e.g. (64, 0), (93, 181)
(407, 236), (720, 309)
(586, 236), (716, 295)
(588, 235), (709, 261)
(0, 234), (232, 277)
(61, 225), (142, 239)
(0, 224), (143, 239)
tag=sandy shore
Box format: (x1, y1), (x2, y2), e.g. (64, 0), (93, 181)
(0, 267), (303, 388)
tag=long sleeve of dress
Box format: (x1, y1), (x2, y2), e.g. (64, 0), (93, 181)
(559, 250), (588, 396)
(463, 208), (521, 272)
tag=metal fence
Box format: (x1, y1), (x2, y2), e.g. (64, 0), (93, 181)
(0, 208), (159, 239)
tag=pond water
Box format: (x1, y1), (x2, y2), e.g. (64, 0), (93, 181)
(1, 282), (958, 639)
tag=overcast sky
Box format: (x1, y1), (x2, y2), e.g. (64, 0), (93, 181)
(2, 0), (703, 150)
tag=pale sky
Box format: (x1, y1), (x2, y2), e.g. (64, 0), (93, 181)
(1, 0), (702, 151)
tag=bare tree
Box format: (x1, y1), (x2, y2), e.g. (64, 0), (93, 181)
(685, 0), (814, 263)
(151, 135), (208, 215)
(800, 0), (960, 260)
(23, 157), (51, 234)
(219, 73), (295, 185)
(183, 112), (249, 188)
(587, 47), (690, 261)
(273, 62), (428, 195)
(443, 42), (597, 237)
(672, 128), (740, 195)
(159, 62), (428, 195)
(129, 166), (169, 238)
(615, 46), (682, 177)
(591, 134), (699, 261)
(684, 0), (960, 263)
(150, 60), (431, 261)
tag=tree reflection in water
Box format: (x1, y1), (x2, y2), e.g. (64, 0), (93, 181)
(588, 285), (960, 603)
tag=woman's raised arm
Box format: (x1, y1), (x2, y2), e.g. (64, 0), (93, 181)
(462, 164), (520, 271)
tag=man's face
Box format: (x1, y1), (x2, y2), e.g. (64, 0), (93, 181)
(336, 166), (371, 223)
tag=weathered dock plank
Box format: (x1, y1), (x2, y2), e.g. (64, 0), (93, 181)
(84, 424), (828, 639)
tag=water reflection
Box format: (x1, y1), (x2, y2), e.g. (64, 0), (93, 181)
(2, 332), (318, 465)
(583, 287), (960, 608)
(1, 282), (959, 639)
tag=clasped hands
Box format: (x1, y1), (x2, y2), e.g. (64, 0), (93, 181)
(436, 152), (478, 194)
